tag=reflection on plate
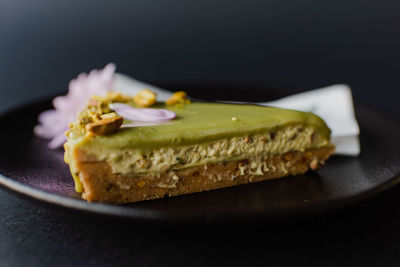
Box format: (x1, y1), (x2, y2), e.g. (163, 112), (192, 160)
(0, 86), (399, 223)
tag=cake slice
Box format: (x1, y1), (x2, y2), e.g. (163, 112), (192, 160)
(64, 91), (334, 203)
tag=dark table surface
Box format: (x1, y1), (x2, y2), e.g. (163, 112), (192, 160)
(1, 1), (400, 266)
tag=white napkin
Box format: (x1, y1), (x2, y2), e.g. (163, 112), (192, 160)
(114, 73), (360, 156)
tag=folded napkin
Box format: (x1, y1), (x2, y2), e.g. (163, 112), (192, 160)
(114, 73), (360, 156)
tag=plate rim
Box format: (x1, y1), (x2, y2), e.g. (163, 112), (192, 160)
(1, 97), (400, 223)
(1, 167), (400, 223)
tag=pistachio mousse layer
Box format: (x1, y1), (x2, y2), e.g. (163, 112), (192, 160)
(64, 90), (333, 202)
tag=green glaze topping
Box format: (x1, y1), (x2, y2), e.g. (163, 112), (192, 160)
(71, 102), (331, 151)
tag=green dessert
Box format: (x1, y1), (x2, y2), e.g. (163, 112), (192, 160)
(64, 90), (334, 203)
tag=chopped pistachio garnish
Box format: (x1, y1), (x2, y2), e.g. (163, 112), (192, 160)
(78, 115), (94, 127)
(88, 92), (131, 114)
(106, 91), (132, 103)
(66, 91), (136, 138)
(92, 91), (131, 103)
(86, 116), (124, 136)
(101, 112), (119, 119)
(133, 89), (157, 107)
(166, 91), (191, 106)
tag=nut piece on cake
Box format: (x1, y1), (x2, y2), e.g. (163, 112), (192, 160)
(86, 116), (123, 136)
(133, 89), (157, 107)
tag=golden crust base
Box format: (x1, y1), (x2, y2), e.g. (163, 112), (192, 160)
(75, 146), (334, 203)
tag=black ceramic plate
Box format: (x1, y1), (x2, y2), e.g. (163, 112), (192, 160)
(1, 88), (400, 223)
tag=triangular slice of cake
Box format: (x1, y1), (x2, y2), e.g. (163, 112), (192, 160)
(64, 91), (334, 203)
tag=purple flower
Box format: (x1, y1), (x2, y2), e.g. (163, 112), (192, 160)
(34, 63), (116, 149)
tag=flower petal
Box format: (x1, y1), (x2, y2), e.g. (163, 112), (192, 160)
(38, 110), (58, 124)
(48, 133), (67, 149)
(109, 103), (176, 122)
(34, 63), (116, 149)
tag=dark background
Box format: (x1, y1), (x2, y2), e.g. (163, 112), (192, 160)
(1, 0), (400, 118)
(1, 0), (400, 266)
